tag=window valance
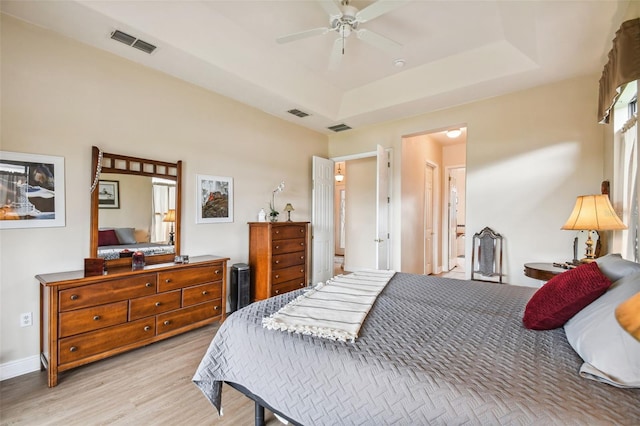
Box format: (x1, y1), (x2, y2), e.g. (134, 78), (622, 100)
(598, 18), (640, 124)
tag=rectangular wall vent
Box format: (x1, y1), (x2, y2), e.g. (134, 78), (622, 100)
(110, 30), (157, 54)
(287, 109), (310, 118)
(328, 123), (352, 132)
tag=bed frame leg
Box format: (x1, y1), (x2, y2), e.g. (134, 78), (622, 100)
(255, 402), (265, 426)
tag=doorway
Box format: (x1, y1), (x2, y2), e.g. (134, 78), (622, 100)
(400, 127), (466, 275)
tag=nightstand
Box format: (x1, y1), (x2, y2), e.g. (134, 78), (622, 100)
(524, 262), (568, 281)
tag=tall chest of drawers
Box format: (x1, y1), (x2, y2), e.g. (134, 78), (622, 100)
(36, 255), (228, 387)
(248, 222), (309, 301)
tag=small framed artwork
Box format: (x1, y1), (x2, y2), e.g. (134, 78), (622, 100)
(0, 151), (66, 229)
(196, 174), (233, 223)
(98, 180), (120, 209)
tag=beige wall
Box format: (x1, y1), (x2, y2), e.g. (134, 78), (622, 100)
(400, 134), (443, 274)
(329, 75), (606, 287)
(0, 15), (327, 375)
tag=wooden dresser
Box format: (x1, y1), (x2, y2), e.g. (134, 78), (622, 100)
(36, 255), (228, 387)
(248, 222), (309, 301)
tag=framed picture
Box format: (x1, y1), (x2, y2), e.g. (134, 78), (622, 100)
(0, 151), (66, 229)
(196, 174), (233, 223)
(98, 180), (120, 209)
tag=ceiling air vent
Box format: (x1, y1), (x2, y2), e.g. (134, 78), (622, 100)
(287, 109), (310, 118)
(328, 124), (352, 132)
(110, 30), (157, 54)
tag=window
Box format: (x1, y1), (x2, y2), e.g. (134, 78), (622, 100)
(613, 81), (638, 262)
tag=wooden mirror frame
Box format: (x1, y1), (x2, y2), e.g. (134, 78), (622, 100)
(90, 146), (182, 268)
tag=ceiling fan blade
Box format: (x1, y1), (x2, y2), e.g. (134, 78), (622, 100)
(318, 0), (342, 18)
(355, 0), (411, 23)
(328, 38), (344, 71)
(276, 27), (330, 44)
(356, 29), (402, 52)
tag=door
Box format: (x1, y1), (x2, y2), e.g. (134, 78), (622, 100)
(424, 163), (435, 275)
(376, 145), (390, 270)
(448, 172), (458, 270)
(312, 156), (334, 285)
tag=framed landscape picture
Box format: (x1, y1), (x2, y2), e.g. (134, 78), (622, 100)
(98, 180), (120, 209)
(196, 174), (233, 223)
(0, 151), (66, 229)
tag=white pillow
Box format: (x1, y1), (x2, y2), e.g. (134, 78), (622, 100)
(595, 253), (640, 282)
(564, 271), (640, 388)
(114, 227), (137, 245)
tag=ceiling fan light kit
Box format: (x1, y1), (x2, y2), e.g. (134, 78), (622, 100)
(276, 0), (409, 70)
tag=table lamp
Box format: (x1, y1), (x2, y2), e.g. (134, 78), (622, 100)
(284, 203), (295, 222)
(163, 209), (176, 245)
(561, 194), (627, 262)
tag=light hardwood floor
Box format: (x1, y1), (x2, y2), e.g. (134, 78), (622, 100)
(0, 324), (281, 425)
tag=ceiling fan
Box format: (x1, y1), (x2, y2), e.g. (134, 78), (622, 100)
(276, 0), (409, 70)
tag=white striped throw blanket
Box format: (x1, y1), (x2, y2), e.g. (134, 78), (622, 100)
(262, 269), (396, 342)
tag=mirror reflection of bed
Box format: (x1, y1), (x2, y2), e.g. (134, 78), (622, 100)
(97, 172), (176, 260)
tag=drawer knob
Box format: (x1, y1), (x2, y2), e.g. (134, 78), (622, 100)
(300, 242), (304, 246)
(93, 315), (100, 321)
(275, 290), (280, 294)
(165, 279), (171, 283)
(275, 245), (280, 249)
(214, 305), (220, 310)
(300, 229), (304, 233)
(70, 294), (78, 300)
(69, 346), (77, 352)
(202, 290), (208, 295)
(155, 302), (162, 307)
(300, 269), (304, 272)
(300, 256), (304, 260)
(144, 326), (151, 331)
(275, 274), (279, 279)
(275, 260), (280, 264)
(145, 282), (153, 288)
(299, 283), (304, 287)
(163, 320), (171, 326)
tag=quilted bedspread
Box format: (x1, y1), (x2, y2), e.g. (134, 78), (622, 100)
(193, 273), (640, 425)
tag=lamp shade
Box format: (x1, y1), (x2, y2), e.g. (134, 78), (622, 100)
(284, 203), (295, 212)
(163, 209), (176, 223)
(561, 195), (627, 231)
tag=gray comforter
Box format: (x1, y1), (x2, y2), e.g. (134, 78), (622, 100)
(193, 273), (640, 425)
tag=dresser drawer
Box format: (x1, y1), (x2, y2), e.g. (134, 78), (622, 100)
(129, 290), (181, 321)
(271, 279), (306, 297)
(272, 238), (306, 255)
(272, 252), (306, 269)
(182, 282), (222, 307)
(272, 264), (305, 284)
(158, 264), (223, 292)
(59, 318), (156, 365)
(272, 224), (307, 240)
(59, 301), (128, 338)
(59, 274), (157, 311)
(157, 301), (221, 334)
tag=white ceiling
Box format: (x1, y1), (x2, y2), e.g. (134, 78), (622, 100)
(1, 0), (630, 134)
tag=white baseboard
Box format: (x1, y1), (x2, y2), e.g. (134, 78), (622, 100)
(0, 355), (41, 381)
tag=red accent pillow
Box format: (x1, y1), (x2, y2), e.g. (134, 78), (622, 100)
(523, 262), (612, 330)
(98, 229), (120, 246)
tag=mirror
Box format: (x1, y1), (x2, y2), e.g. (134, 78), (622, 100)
(90, 146), (182, 268)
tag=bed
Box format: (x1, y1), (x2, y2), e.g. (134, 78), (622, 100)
(97, 227), (174, 260)
(193, 263), (640, 425)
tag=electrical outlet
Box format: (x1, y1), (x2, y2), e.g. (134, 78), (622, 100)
(20, 312), (32, 327)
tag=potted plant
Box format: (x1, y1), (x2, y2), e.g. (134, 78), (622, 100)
(269, 181), (285, 222)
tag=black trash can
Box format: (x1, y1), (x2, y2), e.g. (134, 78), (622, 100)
(229, 263), (250, 313)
